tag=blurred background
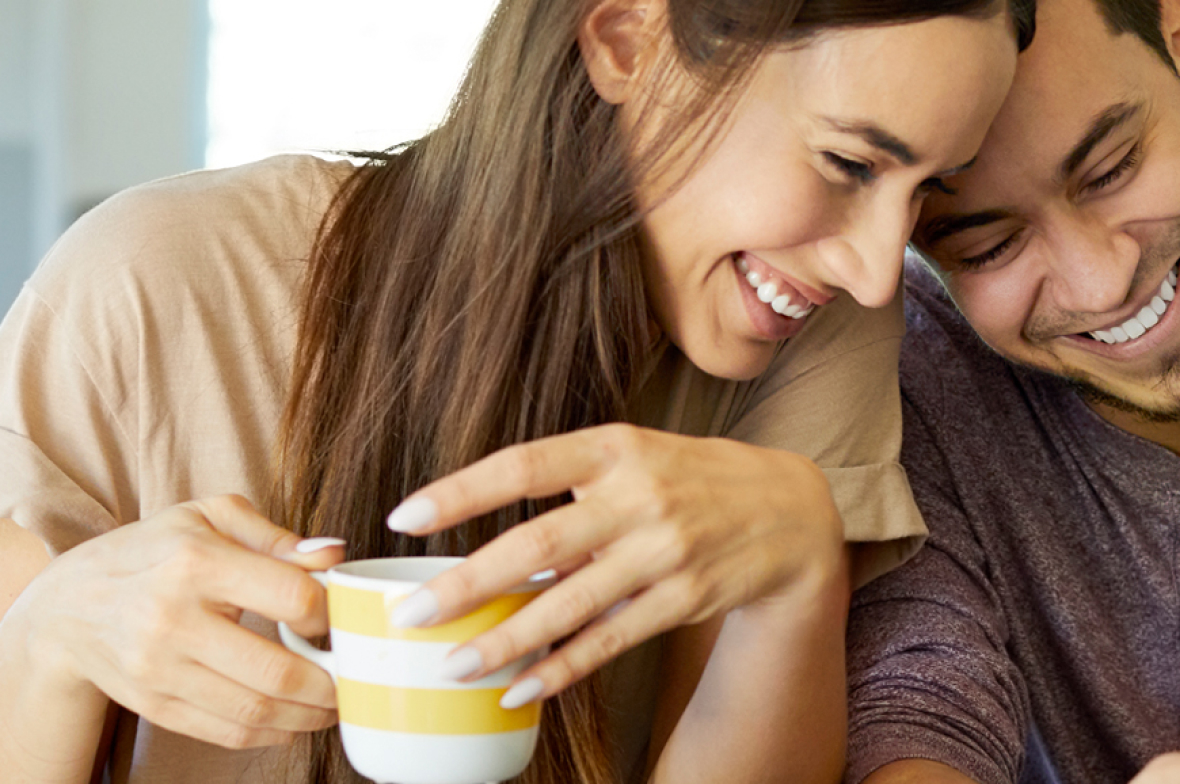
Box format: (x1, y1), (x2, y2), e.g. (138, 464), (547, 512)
(0, 0), (498, 316)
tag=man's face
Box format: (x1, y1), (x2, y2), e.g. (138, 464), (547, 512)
(913, 0), (1180, 417)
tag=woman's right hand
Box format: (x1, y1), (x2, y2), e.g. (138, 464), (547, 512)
(7, 494), (343, 749)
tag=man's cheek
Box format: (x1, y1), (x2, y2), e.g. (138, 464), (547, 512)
(950, 280), (1029, 350)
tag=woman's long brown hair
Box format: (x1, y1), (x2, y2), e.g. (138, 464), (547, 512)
(272, 0), (1034, 782)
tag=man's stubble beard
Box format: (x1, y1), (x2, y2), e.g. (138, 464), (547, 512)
(990, 221), (1180, 423)
(1065, 352), (1180, 423)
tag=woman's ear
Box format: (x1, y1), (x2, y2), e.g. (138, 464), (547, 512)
(1162, 0), (1180, 68)
(578, 0), (659, 104)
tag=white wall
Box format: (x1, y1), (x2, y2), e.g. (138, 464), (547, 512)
(0, 0), (207, 316)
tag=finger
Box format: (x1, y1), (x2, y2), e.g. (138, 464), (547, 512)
(392, 497), (623, 627)
(170, 531), (331, 635)
(182, 494), (310, 561)
(445, 546), (657, 679)
(282, 537), (348, 578)
(86, 661), (300, 751)
(163, 657), (337, 732)
(499, 580), (693, 709)
(186, 614), (337, 710)
(386, 425), (633, 535)
(150, 696), (299, 750)
(552, 552), (593, 579)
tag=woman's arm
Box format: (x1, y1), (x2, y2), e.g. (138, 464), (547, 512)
(648, 544), (851, 784)
(0, 519), (109, 784)
(386, 427), (852, 781)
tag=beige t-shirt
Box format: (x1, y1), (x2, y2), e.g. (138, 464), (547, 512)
(0, 155), (924, 783)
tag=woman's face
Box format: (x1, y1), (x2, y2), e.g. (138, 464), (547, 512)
(633, 13), (1018, 379)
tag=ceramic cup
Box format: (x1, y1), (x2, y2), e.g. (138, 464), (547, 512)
(278, 557), (553, 784)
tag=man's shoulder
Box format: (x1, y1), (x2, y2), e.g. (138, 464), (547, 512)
(900, 259), (1019, 412)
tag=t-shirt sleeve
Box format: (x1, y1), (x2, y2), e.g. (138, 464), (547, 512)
(0, 206), (144, 553)
(725, 293), (926, 587)
(844, 392), (1031, 784)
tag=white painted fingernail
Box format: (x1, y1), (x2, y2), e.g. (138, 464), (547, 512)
(499, 677), (545, 710)
(390, 589), (439, 628)
(295, 537), (347, 554)
(605, 598), (631, 619)
(387, 497), (438, 532)
(439, 646), (483, 681)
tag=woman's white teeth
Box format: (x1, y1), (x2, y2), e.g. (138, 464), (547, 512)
(737, 257), (814, 320)
(1090, 266), (1178, 344)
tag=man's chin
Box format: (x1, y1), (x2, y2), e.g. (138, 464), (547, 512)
(1067, 378), (1180, 424)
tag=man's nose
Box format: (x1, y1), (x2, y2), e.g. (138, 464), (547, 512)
(1044, 217), (1140, 315)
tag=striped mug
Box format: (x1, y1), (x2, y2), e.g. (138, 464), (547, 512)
(278, 557), (553, 784)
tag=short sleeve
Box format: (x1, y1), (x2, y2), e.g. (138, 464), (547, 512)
(844, 393), (1031, 784)
(0, 288), (132, 554)
(725, 292), (926, 588)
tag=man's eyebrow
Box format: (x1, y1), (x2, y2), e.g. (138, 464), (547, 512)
(1059, 102), (1141, 182)
(921, 209), (1016, 247)
(942, 156), (978, 177)
(822, 118), (916, 165)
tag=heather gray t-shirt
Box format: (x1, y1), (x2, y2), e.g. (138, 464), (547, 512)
(845, 264), (1180, 784)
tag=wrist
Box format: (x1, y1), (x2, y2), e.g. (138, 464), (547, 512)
(742, 543), (852, 631)
(2, 586), (104, 706)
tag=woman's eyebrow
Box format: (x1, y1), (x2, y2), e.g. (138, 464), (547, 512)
(820, 118), (976, 176)
(821, 118), (916, 165)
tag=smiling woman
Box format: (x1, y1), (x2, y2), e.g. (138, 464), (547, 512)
(0, 1), (1031, 783)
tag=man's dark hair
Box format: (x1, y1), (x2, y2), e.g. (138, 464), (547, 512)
(1093, 0), (1177, 71)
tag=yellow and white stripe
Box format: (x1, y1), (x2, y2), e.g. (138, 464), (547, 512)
(328, 583), (544, 735)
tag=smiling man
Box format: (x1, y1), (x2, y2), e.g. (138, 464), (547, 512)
(843, 0), (1180, 782)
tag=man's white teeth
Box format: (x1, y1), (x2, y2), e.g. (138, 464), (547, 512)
(738, 257), (750, 274)
(746, 271), (762, 287)
(757, 282), (777, 303)
(1090, 266), (1178, 344)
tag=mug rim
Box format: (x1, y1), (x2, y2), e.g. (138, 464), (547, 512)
(327, 556), (556, 593)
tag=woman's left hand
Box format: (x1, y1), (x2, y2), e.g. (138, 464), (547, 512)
(385, 423), (844, 708)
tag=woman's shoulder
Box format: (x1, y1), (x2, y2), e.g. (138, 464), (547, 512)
(28, 154), (356, 308)
(773, 286), (906, 381)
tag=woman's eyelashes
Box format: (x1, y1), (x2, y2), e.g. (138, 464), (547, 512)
(1082, 142), (1141, 194)
(823, 151), (876, 184)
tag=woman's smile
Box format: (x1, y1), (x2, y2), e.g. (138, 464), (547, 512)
(731, 252), (820, 341)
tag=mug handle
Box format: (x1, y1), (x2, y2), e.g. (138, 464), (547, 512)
(277, 571), (336, 679)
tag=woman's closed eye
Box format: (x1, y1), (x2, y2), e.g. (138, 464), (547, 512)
(823, 152), (876, 184)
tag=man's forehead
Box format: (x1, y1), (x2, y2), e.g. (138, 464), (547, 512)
(917, 0), (1147, 227)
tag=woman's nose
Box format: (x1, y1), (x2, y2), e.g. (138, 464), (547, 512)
(818, 197), (914, 308)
